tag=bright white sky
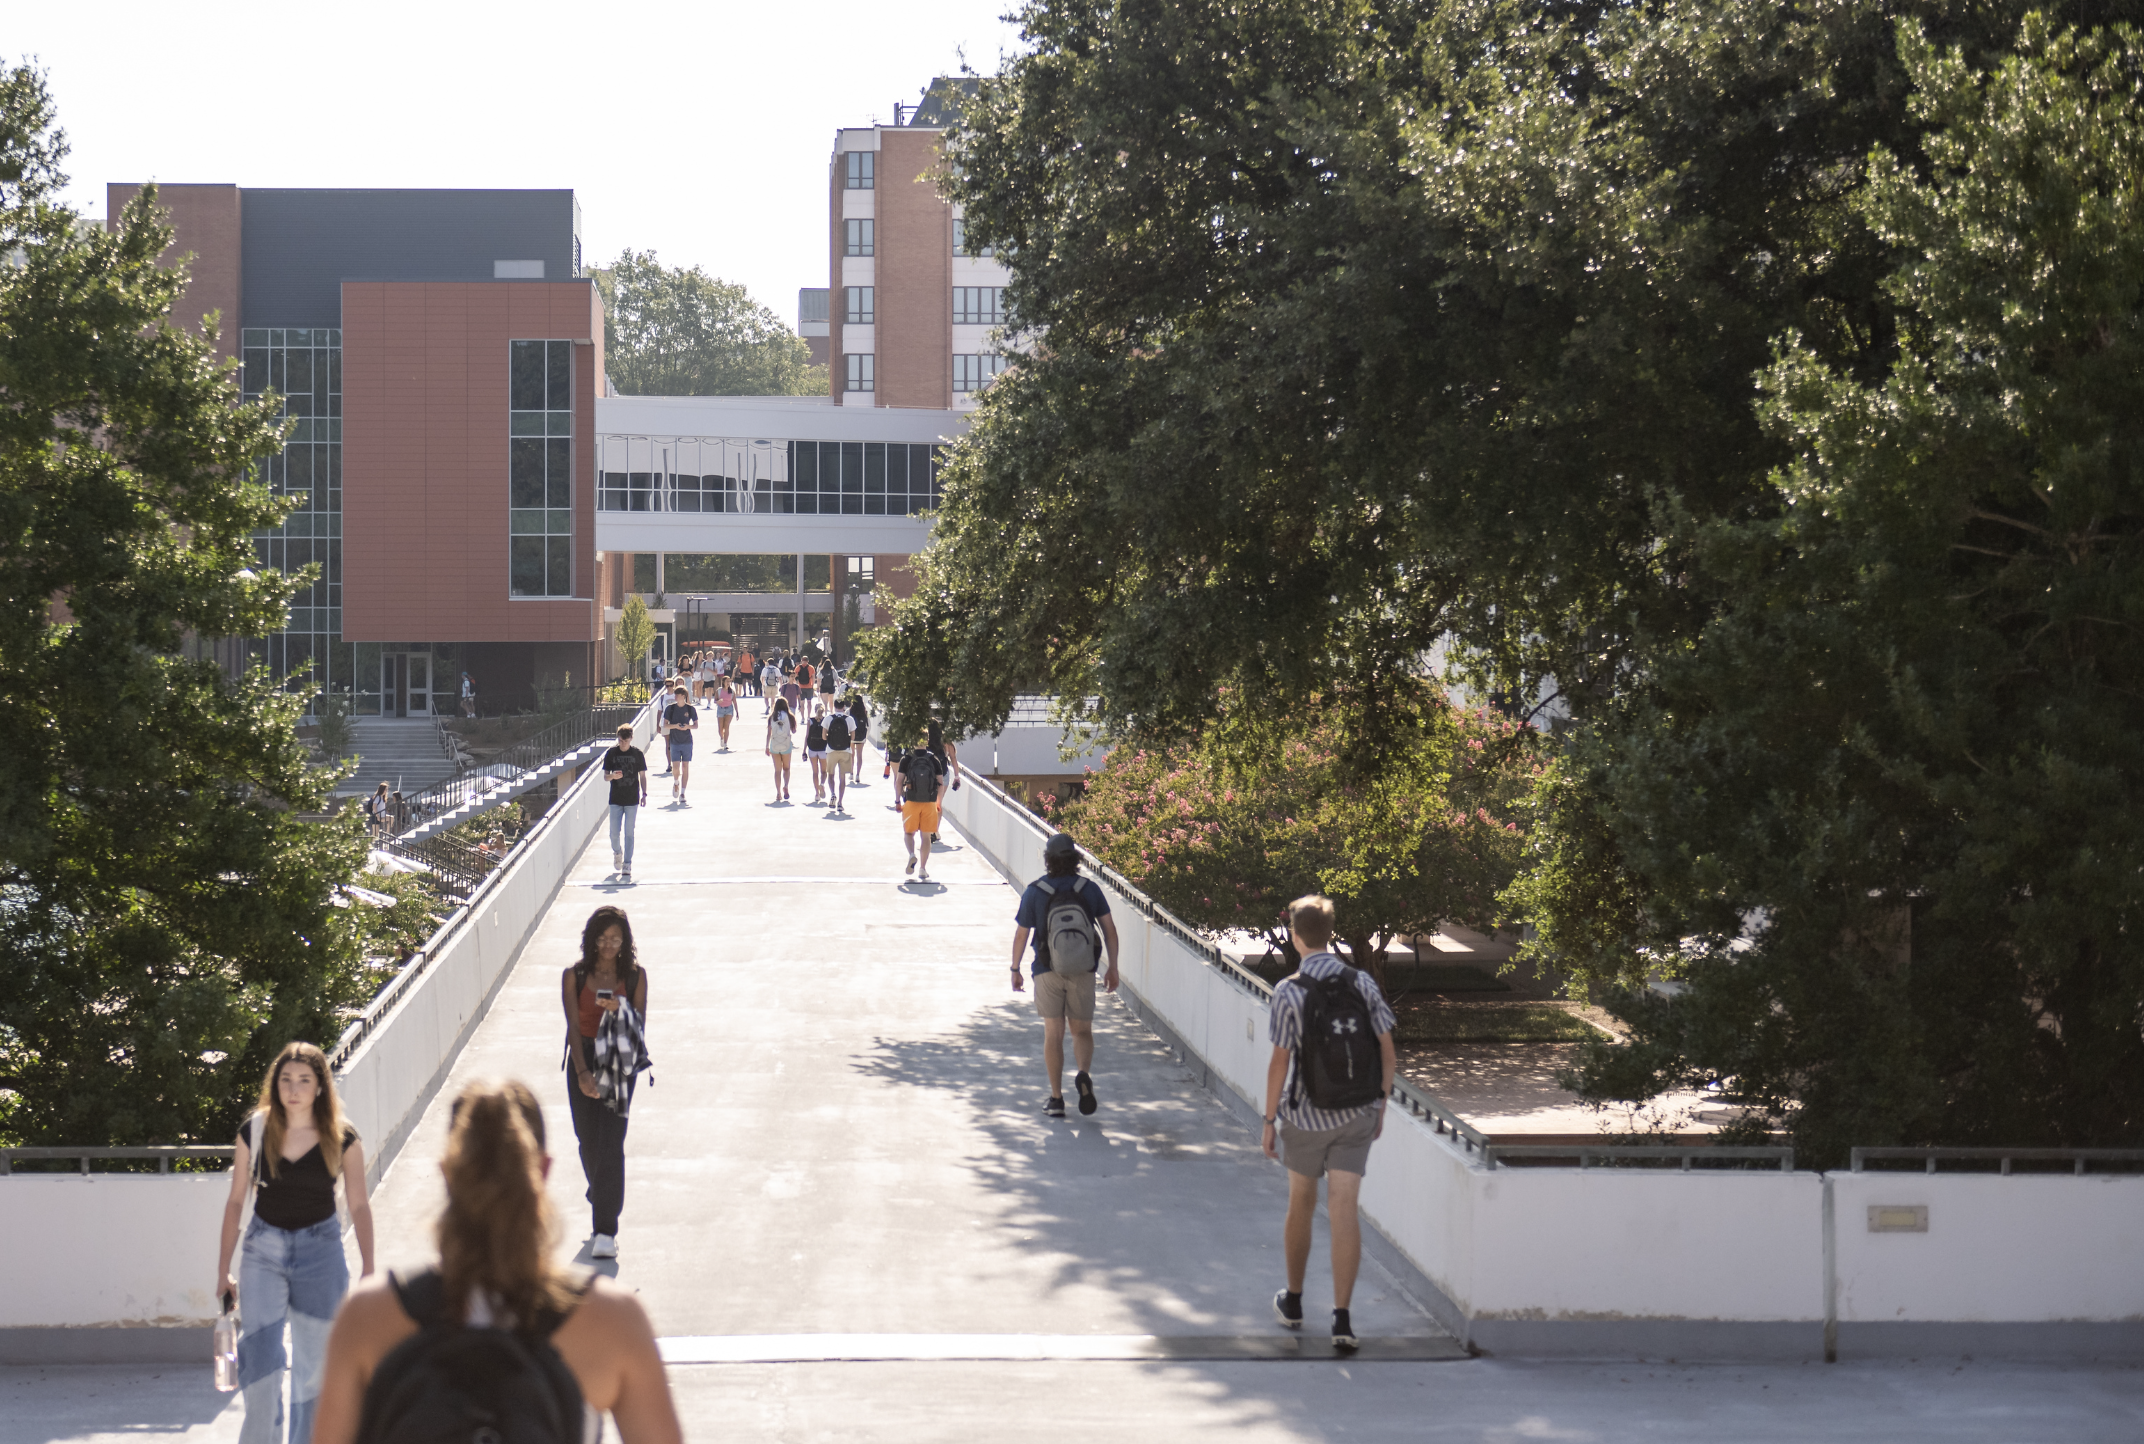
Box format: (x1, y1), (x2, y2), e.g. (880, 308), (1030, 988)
(14, 0), (1028, 326)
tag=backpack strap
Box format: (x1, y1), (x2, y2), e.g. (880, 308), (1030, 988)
(389, 1267), (448, 1327)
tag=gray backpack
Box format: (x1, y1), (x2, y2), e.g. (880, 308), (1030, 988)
(1040, 879), (1101, 975)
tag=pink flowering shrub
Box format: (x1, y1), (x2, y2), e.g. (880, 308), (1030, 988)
(1058, 695), (1541, 984)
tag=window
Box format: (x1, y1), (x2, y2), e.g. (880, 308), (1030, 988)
(844, 150), (875, 189)
(782, 441), (941, 515)
(953, 287), (1005, 326)
(952, 218), (996, 258)
(241, 328), (346, 700)
(954, 354), (1009, 393)
(845, 353), (875, 393)
(844, 286), (875, 324)
(846, 555), (875, 587)
(845, 219), (875, 257)
(509, 340), (574, 598)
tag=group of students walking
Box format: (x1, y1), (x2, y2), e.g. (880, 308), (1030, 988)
(212, 900), (677, 1443)
(214, 769), (1398, 1441)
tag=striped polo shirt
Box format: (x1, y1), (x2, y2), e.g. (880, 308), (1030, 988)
(1269, 952), (1396, 1130)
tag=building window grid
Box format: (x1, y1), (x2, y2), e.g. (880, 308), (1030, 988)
(952, 218), (996, 258)
(241, 327), (345, 700)
(953, 353), (1010, 393)
(952, 286), (1006, 326)
(844, 286), (875, 325)
(844, 151), (875, 189)
(845, 219), (875, 257)
(508, 340), (574, 598)
(598, 440), (942, 518)
(845, 353), (875, 393)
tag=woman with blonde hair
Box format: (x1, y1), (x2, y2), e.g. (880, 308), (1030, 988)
(216, 1041), (375, 1444)
(311, 1080), (682, 1444)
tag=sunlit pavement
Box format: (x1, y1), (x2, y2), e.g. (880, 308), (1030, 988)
(8, 737), (2142, 1441)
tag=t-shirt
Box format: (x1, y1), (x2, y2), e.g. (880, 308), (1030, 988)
(601, 746), (647, 805)
(1013, 875), (1112, 975)
(664, 702), (698, 736)
(245, 1120), (361, 1232)
(1269, 952), (1397, 1129)
(898, 747), (946, 802)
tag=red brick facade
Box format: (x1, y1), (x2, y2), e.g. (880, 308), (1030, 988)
(877, 130), (953, 409)
(340, 280), (605, 645)
(106, 182), (243, 361)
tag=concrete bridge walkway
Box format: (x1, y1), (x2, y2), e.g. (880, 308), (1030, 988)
(9, 731), (2144, 1440)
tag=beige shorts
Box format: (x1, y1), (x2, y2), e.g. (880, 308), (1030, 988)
(826, 749), (853, 775)
(1033, 969), (1097, 1022)
(1278, 1108), (1378, 1179)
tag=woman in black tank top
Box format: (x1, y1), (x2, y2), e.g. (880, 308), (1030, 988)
(217, 1041), (375, 1444)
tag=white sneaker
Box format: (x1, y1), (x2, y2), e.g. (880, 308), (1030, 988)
(612, 851), (622, 872)
(591, 1234), (618, 1259)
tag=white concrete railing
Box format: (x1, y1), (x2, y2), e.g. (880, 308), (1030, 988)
(0, 700), (651, 1363)
(940, 771), (2144, 1361)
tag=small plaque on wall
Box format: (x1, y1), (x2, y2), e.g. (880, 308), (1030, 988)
(1868, 1205), (1929, 1233)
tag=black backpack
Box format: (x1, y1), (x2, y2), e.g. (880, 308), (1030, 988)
(827, 713), (851, 749)
(901, 749), (940, 803)
(806, 717), (826, 750)
(356, 1269), (589, 1444)
(1293, 968), (1384, 1111)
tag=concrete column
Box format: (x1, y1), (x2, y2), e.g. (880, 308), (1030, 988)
(796, 552), (806, 652)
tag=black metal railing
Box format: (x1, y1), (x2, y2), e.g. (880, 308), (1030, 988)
(1, 1146), (233, 1175)
(1850, 1146), (2144, 1176)
(377, 832), (492, 901)
(1487, 1144), (1796, 1171)
(386, 704), (642, 836)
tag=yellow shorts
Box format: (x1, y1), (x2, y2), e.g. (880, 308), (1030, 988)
(902, 801), (941, 835)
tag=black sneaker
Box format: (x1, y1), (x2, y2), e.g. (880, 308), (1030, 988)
(1273, 1290), (1303, 1329)
(1074, 1070), (1098, 1115)
(1332, 1308), (1358, 1351)
(1044, 1096), (1067, 1119)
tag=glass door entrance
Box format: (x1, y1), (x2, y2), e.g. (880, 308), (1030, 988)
(381, 652), (433, 717)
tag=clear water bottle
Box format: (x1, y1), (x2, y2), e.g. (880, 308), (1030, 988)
(213, 1293), (240, 1392)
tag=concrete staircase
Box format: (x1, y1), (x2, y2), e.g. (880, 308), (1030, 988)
(395, 738), (612, 843)
(337, 717), (460, 796)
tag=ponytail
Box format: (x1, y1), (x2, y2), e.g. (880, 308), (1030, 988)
(437, 1081), (575, 1326)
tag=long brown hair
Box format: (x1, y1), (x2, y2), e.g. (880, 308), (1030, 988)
(253, 1041), (348, 1181)
(437, 1080), (577, 1324)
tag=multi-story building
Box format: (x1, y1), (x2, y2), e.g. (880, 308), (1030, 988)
(109, 184), (603, 719)
(828, 77), (1014, 412)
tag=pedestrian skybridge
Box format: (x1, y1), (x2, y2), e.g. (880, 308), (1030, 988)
(593, 394), (959, 556)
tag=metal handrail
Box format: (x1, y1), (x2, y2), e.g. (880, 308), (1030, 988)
(388, 704), (638, 836)
(378, 833), (491, 901)
(1851, 1146), (2144, 1176)
(332, 697), (657, 1069)
(1, 1146), (234, 1176)
(1486, 1144), (1796, 1171)
(954, 769), (1503, 1161)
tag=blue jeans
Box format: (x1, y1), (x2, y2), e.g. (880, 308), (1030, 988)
(608, 803), (638, 865)
(237, 1216), (347, 1444)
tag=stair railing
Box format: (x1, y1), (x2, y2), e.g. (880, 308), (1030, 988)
(388, 703), (642, 837)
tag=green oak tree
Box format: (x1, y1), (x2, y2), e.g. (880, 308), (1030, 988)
(0, 67), (373, 1146)
(1530, 17), (2144, 1163)
(594, 250), (827, 397)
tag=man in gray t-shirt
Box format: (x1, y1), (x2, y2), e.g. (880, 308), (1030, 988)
(1261, 894), (1394, 1353)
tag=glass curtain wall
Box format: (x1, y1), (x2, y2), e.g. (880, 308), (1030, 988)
(509, 340), (574, 597)
(241, 328), (345, 707)
(598, 437), (942, 515)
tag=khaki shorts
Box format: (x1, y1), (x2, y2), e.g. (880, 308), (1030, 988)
(1278, 1108), (1378, 1179)
(826, 749), (853, 775)
(1033, 969), (1097, 1022)
(902, 801), (941, 834)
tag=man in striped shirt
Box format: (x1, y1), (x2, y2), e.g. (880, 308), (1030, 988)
(1262, 894), (1397, 1351)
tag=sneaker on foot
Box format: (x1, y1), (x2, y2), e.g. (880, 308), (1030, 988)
(1075, 1070), (1098, 1115)
(612, 851), (622, 871)
(591, 1234), (618, 1259)
(1332, 1308), (1358, 1350)
(905, 856), (916, 876)
(1044, 1096), (1067, 1119)
(1274, 1290), (1304, 1329)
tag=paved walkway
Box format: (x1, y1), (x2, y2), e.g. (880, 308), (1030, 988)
(10, 733), (2144, 1440)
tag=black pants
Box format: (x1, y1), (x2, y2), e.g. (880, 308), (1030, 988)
(568, 1041), (630, 1236)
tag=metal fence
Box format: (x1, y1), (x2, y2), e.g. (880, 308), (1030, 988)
(1850, 1146), (2144, 1176)
(386, 704), (641, 837)
(1, 1146), (233, 1175)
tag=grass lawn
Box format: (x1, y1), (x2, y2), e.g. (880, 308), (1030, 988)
(1394, 1001), (1608, 1044)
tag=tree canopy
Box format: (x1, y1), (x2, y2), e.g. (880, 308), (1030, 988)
(594, 250), (827, 397)
(0, 67), (374, 1146)
(862, 1), (2144, 1160)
